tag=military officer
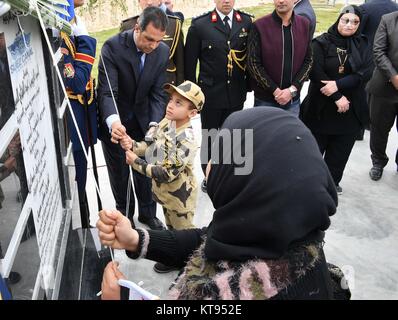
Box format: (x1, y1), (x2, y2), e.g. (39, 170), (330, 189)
(184, 0), (253, 190)
(61, 0), (97, 227)
(120, 0), (184, 85)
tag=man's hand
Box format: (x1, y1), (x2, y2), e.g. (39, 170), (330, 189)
(96, 209), (139, 251)
(320, 80), (338, 96)
(125, 150), (138, 165)
(391, 75), (398, 90)
(120, 135), (133, 151)
(101, 261), (126, 300)
(335, 96), (350, 113)
(275, 88), (292, 106)
(111, 121), (126, 144)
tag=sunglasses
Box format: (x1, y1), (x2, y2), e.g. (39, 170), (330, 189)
(340, 18), (360, 26)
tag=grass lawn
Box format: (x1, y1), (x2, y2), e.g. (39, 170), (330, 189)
(90, 3), (343, 78)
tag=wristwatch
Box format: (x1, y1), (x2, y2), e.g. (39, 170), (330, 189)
(289, 86), (298, 98)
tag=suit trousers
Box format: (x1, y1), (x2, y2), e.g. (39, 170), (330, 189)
(200, 106), (243, 173)
(313, 132), (357, 186)
(369, 95), (398, 168)
(101, 138), (156, 223)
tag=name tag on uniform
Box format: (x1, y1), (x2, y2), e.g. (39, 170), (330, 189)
(163, 35), (173, 41)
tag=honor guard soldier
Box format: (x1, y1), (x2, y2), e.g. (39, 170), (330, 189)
(60, 0), (97, 227)
(184, 0), (253, 190)
(120, 1), (184, 85)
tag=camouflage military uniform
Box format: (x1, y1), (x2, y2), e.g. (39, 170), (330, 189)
(120, 14), (184, 85)
(131, 117), (198, 230)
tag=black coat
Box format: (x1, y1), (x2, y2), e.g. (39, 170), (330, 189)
(97, 30), (169, 140)
(301, 36), (373, 135)
(360, 0), (398, 45)
(184, 9), (253, 109)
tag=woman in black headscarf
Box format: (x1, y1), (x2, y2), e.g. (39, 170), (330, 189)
(300, 5), (373, 194)
(98, 108), (342, 300)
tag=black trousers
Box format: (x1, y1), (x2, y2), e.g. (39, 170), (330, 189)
(313, 133), (357, 186)
(369, 95), (398, 168)
(200, 106), (243, 173)
(101, 138), (156, 223)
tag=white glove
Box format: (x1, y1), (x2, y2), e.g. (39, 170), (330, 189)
(71, 16), (88, 37)
(0, 1), (11, 17)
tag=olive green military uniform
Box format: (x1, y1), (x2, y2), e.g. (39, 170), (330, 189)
(131, 118), (198, 230)
(120, 14), (184, 85)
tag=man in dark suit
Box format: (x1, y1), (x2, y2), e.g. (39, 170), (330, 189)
(358, 0), (398, 140)
(120, 0), (184, 85)
(184, 0), (253, 190)
(97, 7), (169, 230)
(360, 0), (398, 52)
(366, 11), (398, 181)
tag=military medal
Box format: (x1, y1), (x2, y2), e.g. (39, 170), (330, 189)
(338, 65), (345, 74)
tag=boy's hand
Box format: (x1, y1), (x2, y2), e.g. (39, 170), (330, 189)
(120, 135), (133, 151)
(126, 150), (138, 165)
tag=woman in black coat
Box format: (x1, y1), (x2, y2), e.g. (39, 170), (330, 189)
(97, 108), (349, 300)
(301, 5), (373, 194)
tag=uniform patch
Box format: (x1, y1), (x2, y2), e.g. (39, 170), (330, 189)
(63, 63), (75, 78)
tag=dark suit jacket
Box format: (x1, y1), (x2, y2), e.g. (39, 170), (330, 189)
(184, 9), (253, 109)
(360, 0), (398, 46)
(97, 30), (169, 140)
(366, 11), (398, 101)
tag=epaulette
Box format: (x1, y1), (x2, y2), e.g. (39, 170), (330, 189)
(166, 14), (179, 20)
(121, 15), (139, 24)
(236, 9), (254, 18)
(192, 11), (212, 21)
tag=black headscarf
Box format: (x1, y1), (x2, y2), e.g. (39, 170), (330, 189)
(322, 5), (366, 73)
(204, 108), (337, 261)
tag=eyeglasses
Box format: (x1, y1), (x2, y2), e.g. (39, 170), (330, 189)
(339, 18), (360, 26)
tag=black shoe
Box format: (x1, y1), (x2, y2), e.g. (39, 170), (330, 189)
(335, 185), (343, 195)
(201, 179), (207, 193)
(369, 166), (383, 181)
(138, 217), (166, 230)
(153, 262), (179, 274)
(7, 271), (21, 285)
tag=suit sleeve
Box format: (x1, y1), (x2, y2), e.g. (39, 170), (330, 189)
(184, 21), (201, 82)
(97, 40), (120, 121)
(61, 35), (96, 95)
(148, 49), (168, 124)
(373, 16), (398, 80)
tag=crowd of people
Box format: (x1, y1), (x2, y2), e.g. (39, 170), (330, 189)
(2, 0), (397, 300)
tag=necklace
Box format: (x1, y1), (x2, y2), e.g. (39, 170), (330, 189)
(336, 47), (348, 74)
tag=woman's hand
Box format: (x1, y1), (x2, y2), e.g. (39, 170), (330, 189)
(320, 80), (338, 96)
(96, 209), (139, 251)
(335, 96), (350, 113)
(101, 261), (127, 300)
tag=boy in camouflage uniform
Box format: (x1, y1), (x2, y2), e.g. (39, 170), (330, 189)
(122, 81), (204, 231)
